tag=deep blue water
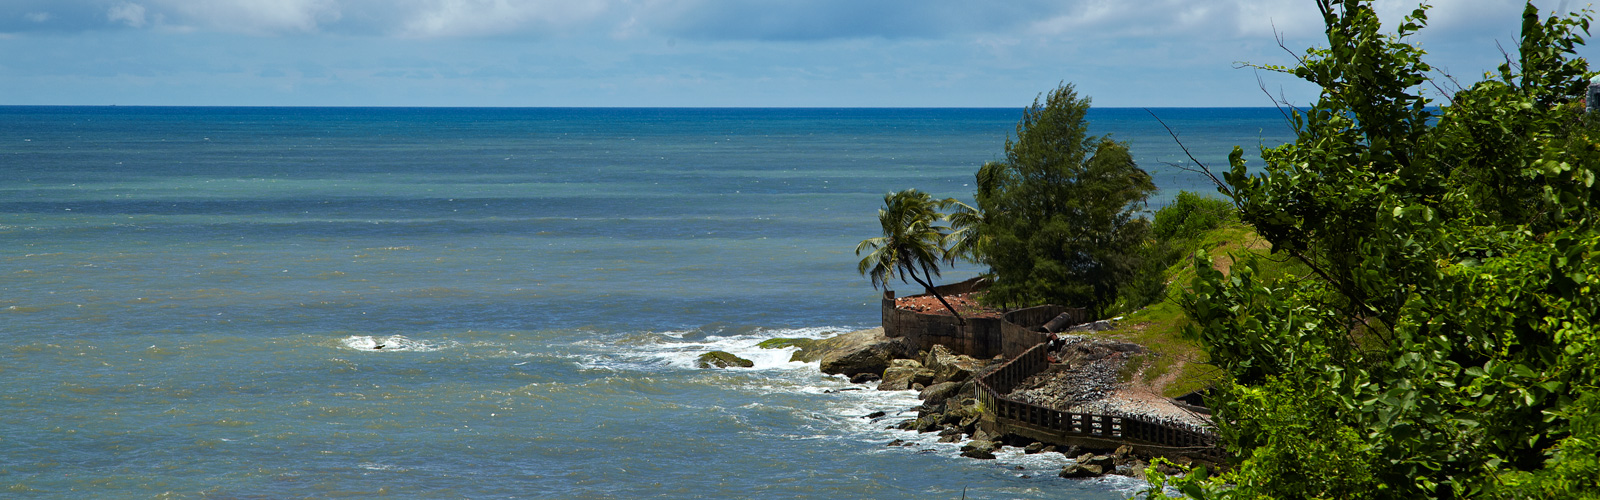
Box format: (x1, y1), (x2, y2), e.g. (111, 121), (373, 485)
(0, 107), (1293, 498)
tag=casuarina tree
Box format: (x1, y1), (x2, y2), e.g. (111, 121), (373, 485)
(973, 83), (1156, 316)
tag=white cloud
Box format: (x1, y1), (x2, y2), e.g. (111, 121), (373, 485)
(108, 3), (147, 28)
(150, 0), (342, 34)
(396, 0), (613, 38)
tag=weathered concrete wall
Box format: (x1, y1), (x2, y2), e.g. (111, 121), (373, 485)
(999, 305), (1086, 358)
(880, 277), (1084, 360)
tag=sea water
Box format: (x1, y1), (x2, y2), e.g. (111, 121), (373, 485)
(0, 107), (1293, 498)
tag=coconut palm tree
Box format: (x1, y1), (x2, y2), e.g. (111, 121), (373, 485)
(856, 189), (966, 324)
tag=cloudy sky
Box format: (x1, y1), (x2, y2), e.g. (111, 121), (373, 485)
(0, 0), (1593, 107)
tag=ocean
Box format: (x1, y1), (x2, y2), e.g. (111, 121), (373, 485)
(0, 107), (1293, 498)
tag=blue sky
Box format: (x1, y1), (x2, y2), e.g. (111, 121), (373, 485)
(0, 0), (1594, 107)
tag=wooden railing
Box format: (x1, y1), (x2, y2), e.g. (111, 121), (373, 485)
(976, 343), (1222, 456)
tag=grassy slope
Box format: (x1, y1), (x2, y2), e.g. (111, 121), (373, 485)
(1096, 221), (1283, 398)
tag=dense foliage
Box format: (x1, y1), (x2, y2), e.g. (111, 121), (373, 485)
(970, 83), (1158, 316)
(1147, 1), (1600, 498)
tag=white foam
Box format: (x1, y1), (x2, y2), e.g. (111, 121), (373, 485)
(580, 326), (854, 373)
(339, 335), (444, 352)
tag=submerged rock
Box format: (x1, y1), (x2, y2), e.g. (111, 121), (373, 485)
(756, 337), (815, 350)
(696, 351), (754, 369)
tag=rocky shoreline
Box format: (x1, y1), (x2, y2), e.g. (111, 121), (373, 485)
(780, 327), (1204, 480)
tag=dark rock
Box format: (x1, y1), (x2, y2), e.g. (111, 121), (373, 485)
(1154, 461), (1186, 476)
(886, 439), (905, 447)
(961, 449), (997, 459)
(696, 351), (754, 369)
(911, 382), (925, 392)
(864, 411), (886, 419)
(1041, 445), (1057, 454)
(850, 372), (881, 384)
(796, 328), (918, 376)
(894, 419), (918, 430)
(1077, 454), (1116, 470)
(960, 440), (995, 452)
(1112, 445), (1137, 465)
(1059, 463), (1105, 478)
(939, 434), (963, 443)
(915, 415), (942, 433)
(1023, 442), (1046, 454)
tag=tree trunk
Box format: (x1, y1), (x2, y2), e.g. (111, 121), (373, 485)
(908, 272), (965, 326)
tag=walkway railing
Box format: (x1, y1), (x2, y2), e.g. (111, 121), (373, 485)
(975, 343), (1222, 456)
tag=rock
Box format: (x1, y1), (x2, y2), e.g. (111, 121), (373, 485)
(1023, 442), (1046, 454)
(696, 351), (754, 369)
(756, 337), (815, 350)
(879, 359), (936, 391)
(939, 433), (963, 443)
(961, 449), (997, 459)
(1041, 445), (1057, 454)
(1077, 453), (1116, 470)
(850, 372), (881, 384)
(1059, 463), (1105, 478)
(971, 429), (995, 443)
(795, 328), (918, 376)
(887, 439), (905, 447)
(1112, 445), (1137, 464)
(894, 419), (918, 430)
(919, 382), (964, 404)
(915, 415), (943, 433)
(960, 440), (1000, 456)
(923, 344), (987, 384)
(864, 411), (886, 419)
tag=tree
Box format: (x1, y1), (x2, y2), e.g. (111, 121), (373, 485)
(856, 189), (967, 323)
(1146, 1), (1600, 498)
(973, 83), (1157, 316)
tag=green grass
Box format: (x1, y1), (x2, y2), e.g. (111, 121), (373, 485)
(1096, 221), (1290, 397)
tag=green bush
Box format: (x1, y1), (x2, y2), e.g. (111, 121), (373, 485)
(1151, 191), (1235, 241)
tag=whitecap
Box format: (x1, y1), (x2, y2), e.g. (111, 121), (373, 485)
(340, 335), (440, 352)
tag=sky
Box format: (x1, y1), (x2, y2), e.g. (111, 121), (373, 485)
(0, 0), (1595, 107)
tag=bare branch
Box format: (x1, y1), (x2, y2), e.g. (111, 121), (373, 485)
(1144, 109), (1234, 201)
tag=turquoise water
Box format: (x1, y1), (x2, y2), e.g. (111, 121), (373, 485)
(0, 107), (1292, 498)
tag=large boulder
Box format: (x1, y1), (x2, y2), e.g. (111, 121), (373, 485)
(878, 359), (936, 391)
(696, 351), (754, 369)
(793, 328), (918, 377)
(960, 440), (1000, 459)
(918, 381), (963, 405)
(923, 344), (986, 384)
(1059, 463), (1105, 478)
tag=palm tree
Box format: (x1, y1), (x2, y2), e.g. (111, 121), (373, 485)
(942, 198), (985, 266)
(856, 189), (966, 324)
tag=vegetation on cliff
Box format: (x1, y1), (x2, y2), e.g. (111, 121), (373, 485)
(1147, 1), (1600, 498)
(966, 83), (1158, 317)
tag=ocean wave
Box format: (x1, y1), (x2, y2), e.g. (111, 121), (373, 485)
(338, 335), (446, 352)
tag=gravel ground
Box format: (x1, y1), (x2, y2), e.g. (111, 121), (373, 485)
(1005, 337), (1214, 434)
